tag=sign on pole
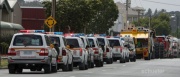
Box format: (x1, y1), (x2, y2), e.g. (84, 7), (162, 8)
(44, 16), (57, 29)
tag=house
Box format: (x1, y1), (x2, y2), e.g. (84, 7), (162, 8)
(21, 6), (46, 30)
(0, 0), (24, 34)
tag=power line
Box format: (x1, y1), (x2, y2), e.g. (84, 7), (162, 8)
(142, 0), (180, 6)
(139, 0), (144, 7)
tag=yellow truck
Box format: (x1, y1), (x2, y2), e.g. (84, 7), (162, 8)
(120, 27), (155, 60)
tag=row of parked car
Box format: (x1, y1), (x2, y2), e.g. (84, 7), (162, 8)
(7, 30), (136, 74)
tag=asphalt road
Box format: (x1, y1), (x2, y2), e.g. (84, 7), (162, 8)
(0, 59), (180, 77)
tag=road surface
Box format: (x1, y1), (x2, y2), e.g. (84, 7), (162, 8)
(0, 59), (180, 77)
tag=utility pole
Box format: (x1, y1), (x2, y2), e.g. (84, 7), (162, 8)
(0, 4), (2, 67)
(126, 0), (129, 29)
(149, 13), (152, 29)
(177, 16), (179, 38)
(51, 0), (56, 32)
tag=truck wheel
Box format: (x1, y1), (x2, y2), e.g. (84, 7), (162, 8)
(85, 62), (89, 70)
(44, 64), (51, 74)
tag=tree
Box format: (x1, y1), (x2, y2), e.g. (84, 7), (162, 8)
(86, 0), (118, 33)
(42, 0), (118, 34)
(154, 9), (158, 16)
(133, 12), (171, 36)
(145, 8), (152, 16)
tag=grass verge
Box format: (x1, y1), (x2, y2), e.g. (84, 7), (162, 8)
(0, 59), (8, 68)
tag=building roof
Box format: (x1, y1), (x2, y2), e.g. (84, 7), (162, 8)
(116, 2), (138, 16)
(20, 6), (45, 9)
(0, 0), (4, 4)
(0, 21), (24, 29)
(7, 0), (17, 8)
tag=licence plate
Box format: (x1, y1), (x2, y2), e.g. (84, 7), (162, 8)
(24, 51), (32, 55)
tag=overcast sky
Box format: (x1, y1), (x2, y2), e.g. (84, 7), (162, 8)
(114, 0), (180, 12)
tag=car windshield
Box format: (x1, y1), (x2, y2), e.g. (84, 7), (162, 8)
(66, 39), (80, 48)
(88, 39), (95, 47)
(109, 40), (120, 46)
(13, 35), (43, 46)
(49, 36), (60, 47)
(97, 38), (105, 46)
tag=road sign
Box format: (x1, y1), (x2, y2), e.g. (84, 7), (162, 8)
(44, 16), (57, 28)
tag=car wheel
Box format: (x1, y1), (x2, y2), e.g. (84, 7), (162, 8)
(51, 63), (57, 73)
(68, 59), (73, 71)
(79, 61), (85, 70)
(8, 64), (16, 74)
(44, 64), (51, 74)
(16, 68), (23, 74)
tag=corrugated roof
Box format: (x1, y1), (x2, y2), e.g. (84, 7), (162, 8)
(0, 21), (24, 29)
(20, 6), (45, 9)
(0, 0), (4, 4)
(7, 0), (17, 8)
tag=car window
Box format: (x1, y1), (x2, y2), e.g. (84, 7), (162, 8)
(109, 40), (120, 46)
(45, 35), (51, 46)
(63, 37), (67, 46)
(13, 35), (43, 46)
(97, 38), (105, 46)
(66, 39), (80, 48)
(88, 39), (95, 47)
(49, 36), (60, 47)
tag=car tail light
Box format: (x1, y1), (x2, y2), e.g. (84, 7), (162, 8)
(120, 47), (122, 53)
(93, 48), (99, 54)
(106, 48), (109, 52)
(62, 50), (66, 56)
(8, 48), (16, 56)
(39, 48), (48, 56)
(80, 48), (83, 56)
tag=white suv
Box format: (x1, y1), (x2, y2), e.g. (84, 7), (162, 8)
(46, 32), (73, 71)
(87, 37), (104, 67)
(96, 37), (113, 64)
(8, 30), (58, 74)
(65, 36), (89, 70)
(79, 35), (95, 68)
(108, 37), (126, 63)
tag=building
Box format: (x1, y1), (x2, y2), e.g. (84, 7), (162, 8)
(0, 0), (24, 32)
(21, 6), (46, 29)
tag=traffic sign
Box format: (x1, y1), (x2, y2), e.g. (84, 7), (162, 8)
(44, 16), (57, 28)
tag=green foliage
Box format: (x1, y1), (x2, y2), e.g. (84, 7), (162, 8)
(133, 13), (171, 36)
(42, 0), (118, 33)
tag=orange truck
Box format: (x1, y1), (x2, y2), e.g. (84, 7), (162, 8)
(120, 27), (156, 60)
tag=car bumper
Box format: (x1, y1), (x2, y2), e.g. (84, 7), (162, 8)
(8, 57), (51, 64)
